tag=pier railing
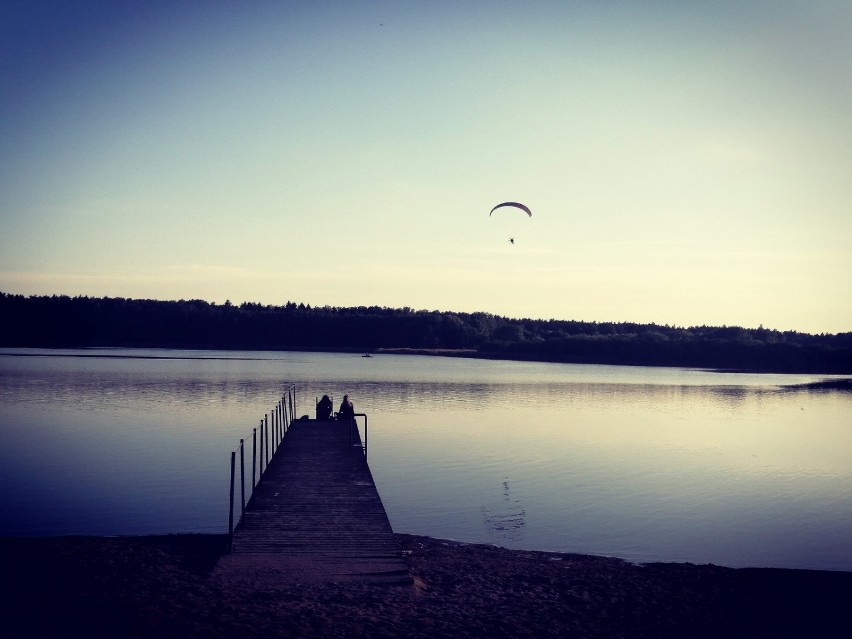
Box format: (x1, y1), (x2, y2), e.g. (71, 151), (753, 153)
(228, 383), (296, 545)
(351, 413), (368, 460)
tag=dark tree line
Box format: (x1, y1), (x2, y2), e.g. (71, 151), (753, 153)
(2, 292), (850, 373)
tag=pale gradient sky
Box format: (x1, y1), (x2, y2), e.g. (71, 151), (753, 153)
(2, 1), (850, 334)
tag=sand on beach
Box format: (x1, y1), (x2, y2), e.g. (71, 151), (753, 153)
(2, 533), (851, 638)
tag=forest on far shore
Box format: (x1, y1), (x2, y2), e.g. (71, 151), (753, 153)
(2, 293), (851, 374)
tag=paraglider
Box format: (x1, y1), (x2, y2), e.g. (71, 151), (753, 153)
(489, 201), (532, 217)
(490, 202), (530, 245)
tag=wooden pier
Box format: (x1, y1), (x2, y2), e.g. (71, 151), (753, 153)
(218, 418), (411, 585)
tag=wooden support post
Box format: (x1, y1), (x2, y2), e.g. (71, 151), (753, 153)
(228, 451), (235, 552)
(239, 439), (246, 518)
(265, 415), (269, 466)
(252, 428), (257, 491)
(258, 419), (265, 478)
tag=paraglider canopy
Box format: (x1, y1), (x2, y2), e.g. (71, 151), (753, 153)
(489, 201), (532, 217)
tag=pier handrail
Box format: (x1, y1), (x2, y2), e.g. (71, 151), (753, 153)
(228, 383), (296, 548)
(350, 413), (368, 460)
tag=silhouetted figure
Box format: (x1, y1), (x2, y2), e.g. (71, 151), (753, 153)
(316, 394), (333, 421)
(509, 238), (514, 244)
(338, 394), (355, 421)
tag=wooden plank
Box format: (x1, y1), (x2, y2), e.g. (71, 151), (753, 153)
(226, 419), (411, 584)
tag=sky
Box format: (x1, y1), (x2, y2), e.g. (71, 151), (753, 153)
(2, 1), (851, 334)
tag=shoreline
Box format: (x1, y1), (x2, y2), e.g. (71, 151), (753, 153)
(3, 533), (851, 638)
(5, 345), (852, 376)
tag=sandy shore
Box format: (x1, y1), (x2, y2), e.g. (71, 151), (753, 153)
(2, 533), (851, 638)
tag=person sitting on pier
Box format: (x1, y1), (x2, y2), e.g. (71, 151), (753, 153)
(338, 394), (355, 421)
(316, 394), (333, 421)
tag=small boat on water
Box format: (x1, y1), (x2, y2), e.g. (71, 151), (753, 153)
(362, 353), (373, 358)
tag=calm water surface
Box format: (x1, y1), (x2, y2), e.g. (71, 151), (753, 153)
(1, 348), (850, 571)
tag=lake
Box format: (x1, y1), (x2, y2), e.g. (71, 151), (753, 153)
(1, 348), (850, 571)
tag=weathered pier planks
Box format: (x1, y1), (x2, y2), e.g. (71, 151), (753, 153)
(222, 419), (411, 585)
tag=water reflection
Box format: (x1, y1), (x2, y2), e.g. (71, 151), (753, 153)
(1, 349), (850, 571)
(480, 478), (527, 542)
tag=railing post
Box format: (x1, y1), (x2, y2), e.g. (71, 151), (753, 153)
(258, 419), (264, 479)
(351, 414), (368, 461)
(252, 427), (257, 491)
(228, 451), (235, 552)
(239, 439), (246, 519)
(265, 415), (269, 466)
